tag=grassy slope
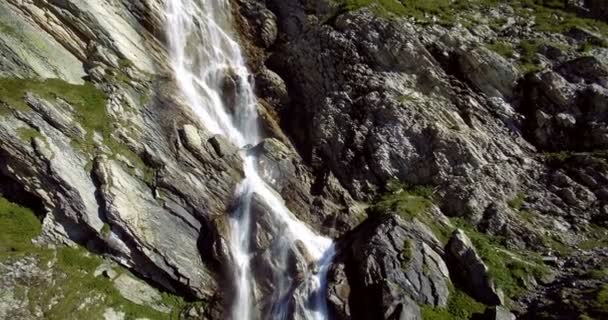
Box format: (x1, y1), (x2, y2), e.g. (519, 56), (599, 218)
(0, 196), (188, 319)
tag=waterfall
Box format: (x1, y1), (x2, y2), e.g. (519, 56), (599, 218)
(164, 1), (335, 319)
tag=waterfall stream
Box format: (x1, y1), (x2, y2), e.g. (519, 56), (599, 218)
(165, 1), (335, 319)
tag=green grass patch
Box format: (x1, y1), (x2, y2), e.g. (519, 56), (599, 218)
(0, 20), (18, 38)
(337, 0), (608, 34)
(593, 284), (608, 316)
(370, 181), (451, 242)
(586, 268), (608, 280)
(30, 246), (187, 320)
(544, 151), (574, 162)
(518, 0), (608, 37)
(421, 285), (486, 320)
(0, 196), (42, 258)
(542, 234), (573, 255)
(337, 0), (481, 24)
(578, 224), (608, 250)
(16, 127), (41, 143)
(0, 78), (107, 127)
(101, 223), (111, 237)
(453, 220), (550, 299)
(487, 41), (515, 59)
(507, 192), (526, 211)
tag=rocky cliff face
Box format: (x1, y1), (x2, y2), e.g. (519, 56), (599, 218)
(1, 0), (607, 319)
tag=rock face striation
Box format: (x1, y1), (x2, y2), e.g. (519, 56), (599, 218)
(0, 0), (608, 319)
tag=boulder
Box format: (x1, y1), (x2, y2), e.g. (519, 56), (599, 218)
(457, 46), (520, 100)
(327, 215), (451, 320)
(445, 229), (502, 306)
(113, 273), (171, 313)
(480, 306), (516, 320)
(255, 67), (289, 111)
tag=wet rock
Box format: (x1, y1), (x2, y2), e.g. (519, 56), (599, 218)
(221, 70), (239, 114)
(327, 262), (351, 319)
(255, 67), (289, 111)
(250, 138), (301, 192)
(445, 229), (502, 306)
(241, 2), (278, 48)
(208, 135), (240, 158)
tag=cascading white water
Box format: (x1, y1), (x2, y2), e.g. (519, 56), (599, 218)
(165, 1), (335, 319)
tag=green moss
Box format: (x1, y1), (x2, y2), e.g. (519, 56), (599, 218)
(544, 151), (575, 163)
(401, 239), (413, 269)
(519, 210), (537, 224)
(518, 0), (608, 37)
(507, 192), (526, 211)
(118, 59), (134, 69)
(16, 127), (41, 143)
(28, 246), (186, 320)
(372, 181), (434, 219)
(370, 181), (452, 243)
(421, 286), (485, 320)
(101, 223), (111, 237)
(0, 23), (17, 38)
(338, 0), (608, 34)
(579, 41), (596, 53)
(0, 78), (107, 128)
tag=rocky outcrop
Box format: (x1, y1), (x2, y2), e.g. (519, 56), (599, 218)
(250, 137), (360, 236)
(521, 56), (608, 151)
(326, 214), (450, 320)
(263, 1), (536, 222)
